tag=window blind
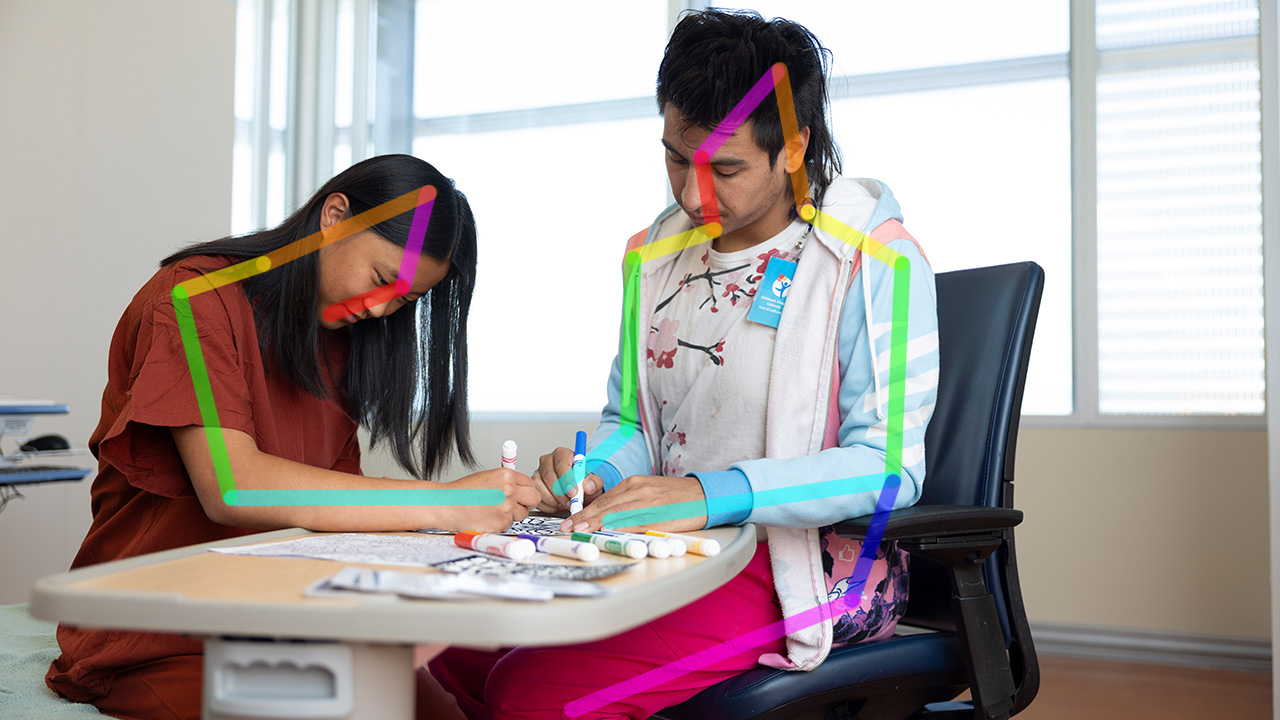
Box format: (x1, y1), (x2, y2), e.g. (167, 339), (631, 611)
(1095, 0), (1264, 414)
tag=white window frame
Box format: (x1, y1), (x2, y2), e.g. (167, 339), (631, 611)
(233, 0), (1272, 429)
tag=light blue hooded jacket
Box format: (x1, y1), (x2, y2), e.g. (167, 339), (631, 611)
(586, 177), (939, 669)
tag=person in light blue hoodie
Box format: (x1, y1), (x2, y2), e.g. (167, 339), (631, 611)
(429, 10), (939, 719)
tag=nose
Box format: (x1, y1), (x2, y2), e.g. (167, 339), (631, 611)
(363, 295), (394, 319)
(679, 165), (702, 216)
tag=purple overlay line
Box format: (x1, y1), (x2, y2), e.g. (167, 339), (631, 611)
(695, 62), (783, 163)
(321, 185), (437, 324)
(396, 185), (436, 295)
(177, 187), (435, 300)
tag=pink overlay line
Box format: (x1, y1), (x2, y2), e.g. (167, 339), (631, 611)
(396, 185), (436, 294)
(320, 185), (435, 323)
(564, 474), (902, 717)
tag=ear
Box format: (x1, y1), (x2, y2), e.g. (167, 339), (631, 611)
(319, 193), (350, 231)
(785, 127), (811, 174)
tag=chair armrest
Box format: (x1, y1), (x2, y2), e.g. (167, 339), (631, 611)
(830, 505), (1022, 541)
(832, 504), (1025, 720)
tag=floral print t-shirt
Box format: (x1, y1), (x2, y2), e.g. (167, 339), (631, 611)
(647, 219), (910, 646)
(647, 220), (808, 480)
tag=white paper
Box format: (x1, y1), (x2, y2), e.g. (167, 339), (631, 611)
(319, 566), (556, 601)
(211, 533), (477, 566)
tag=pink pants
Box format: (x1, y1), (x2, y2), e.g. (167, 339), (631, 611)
(427, 541), (786, 720)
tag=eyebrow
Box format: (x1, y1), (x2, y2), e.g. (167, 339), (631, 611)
(661, 139), (747, 167)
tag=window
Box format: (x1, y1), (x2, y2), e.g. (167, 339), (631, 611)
(1094, 0), (1265, 415)
(231, 0), (1270, 423)
(714, 0), (1074, 416)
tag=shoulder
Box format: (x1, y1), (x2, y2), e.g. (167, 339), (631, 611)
(133, 255), (255, 339)
(625, 204), (693, 252)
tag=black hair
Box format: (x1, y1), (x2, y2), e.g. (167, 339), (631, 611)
(656, 8), (842, 208)
(162, 154), (476, 479)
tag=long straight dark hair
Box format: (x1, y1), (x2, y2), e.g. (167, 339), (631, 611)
(163, 154), (477, 479)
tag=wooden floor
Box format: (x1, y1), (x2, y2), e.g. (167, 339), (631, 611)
(1012, 654), (1271, 719)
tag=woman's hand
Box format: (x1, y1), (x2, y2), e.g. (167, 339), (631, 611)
(530, 446), (604, 513)
(559, 475), (707, 534)
(444, 468), (542, 533)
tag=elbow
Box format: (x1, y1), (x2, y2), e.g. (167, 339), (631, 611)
(197, 490), (240, 527)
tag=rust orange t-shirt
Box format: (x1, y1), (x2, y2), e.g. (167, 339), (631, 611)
(47, 256), (362, 702)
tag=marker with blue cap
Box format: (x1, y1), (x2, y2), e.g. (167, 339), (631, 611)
(569, 431), (587, 515)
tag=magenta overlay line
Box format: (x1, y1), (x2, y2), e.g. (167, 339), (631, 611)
(694, 63), (782, 163)
(564, 474), (902, 717)
(395, 185), (435, 295)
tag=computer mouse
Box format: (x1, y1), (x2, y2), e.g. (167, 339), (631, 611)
(20, 434), (71, 452)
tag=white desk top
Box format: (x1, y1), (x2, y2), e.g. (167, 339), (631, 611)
(30, 526), (756, 648)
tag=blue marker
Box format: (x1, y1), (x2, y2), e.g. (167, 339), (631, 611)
(569, 430), (587, 515)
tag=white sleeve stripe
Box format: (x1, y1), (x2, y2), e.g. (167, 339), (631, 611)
(863, 370), (939, 413)
(861, 405), (935, 439)
(875, 331), (939, 370)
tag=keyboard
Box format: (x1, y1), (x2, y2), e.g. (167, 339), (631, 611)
(0, 465), (92, 485)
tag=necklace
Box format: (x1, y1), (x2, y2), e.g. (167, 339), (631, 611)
(793, 221), (814, 260)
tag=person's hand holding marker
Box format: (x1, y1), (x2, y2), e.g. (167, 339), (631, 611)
(531, 441), (605, 514)
(559, 474), (708, 535)
(425, 468), (541, 533)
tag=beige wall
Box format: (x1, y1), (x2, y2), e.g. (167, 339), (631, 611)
(1015, 427), (1270, 639)
(0, 0), (235, 603)
(0, 0), (1269, 646)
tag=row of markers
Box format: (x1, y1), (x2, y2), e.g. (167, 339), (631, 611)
(455, 529), (721, 563)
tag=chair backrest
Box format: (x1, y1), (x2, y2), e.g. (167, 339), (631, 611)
(906, 262), (1044, 631)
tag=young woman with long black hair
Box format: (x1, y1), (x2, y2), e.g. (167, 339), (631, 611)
(46, 154), (538, 719)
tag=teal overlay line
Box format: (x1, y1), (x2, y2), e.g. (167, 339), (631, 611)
(565, 473), (903, 717)
(170, 188), (503, 508)
(553, 250), (645, 498)
(228, 488), (504, 506)
(570, 225), (915, 529)
(560, 66), (920, 713)
(601, 473), (891, 529)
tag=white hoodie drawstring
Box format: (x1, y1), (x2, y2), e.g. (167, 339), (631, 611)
(861, 245), (885, 420)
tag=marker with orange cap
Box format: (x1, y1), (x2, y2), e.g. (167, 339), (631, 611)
(454, 531), (535, 561)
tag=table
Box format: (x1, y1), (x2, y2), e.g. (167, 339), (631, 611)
(30, 525), (756, 720)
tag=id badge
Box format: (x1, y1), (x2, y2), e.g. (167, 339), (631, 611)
(747, 256), (798, 328)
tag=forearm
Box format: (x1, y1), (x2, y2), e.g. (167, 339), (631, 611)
(731, 444), (923, 528)
(220, 451), (466, 532)
(586, 352), (654, 488)
(174, 426), (464, 532)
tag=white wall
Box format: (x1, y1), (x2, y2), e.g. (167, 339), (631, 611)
(0, 0), (236, 603)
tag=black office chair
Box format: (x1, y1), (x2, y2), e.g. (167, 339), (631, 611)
(656, 261), (1044, 720)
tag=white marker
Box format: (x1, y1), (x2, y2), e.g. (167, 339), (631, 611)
(454, 531), (535, 561)
(598, 529), (686, 556)
(501, 440), (518, 469)
(645, 530), (720, 557)
(571, 532), (647, 559)
(596, 529), (673, 559)
(518, 534), (600, 562)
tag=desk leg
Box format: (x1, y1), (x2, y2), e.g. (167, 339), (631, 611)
(203, 638), (414, 720)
